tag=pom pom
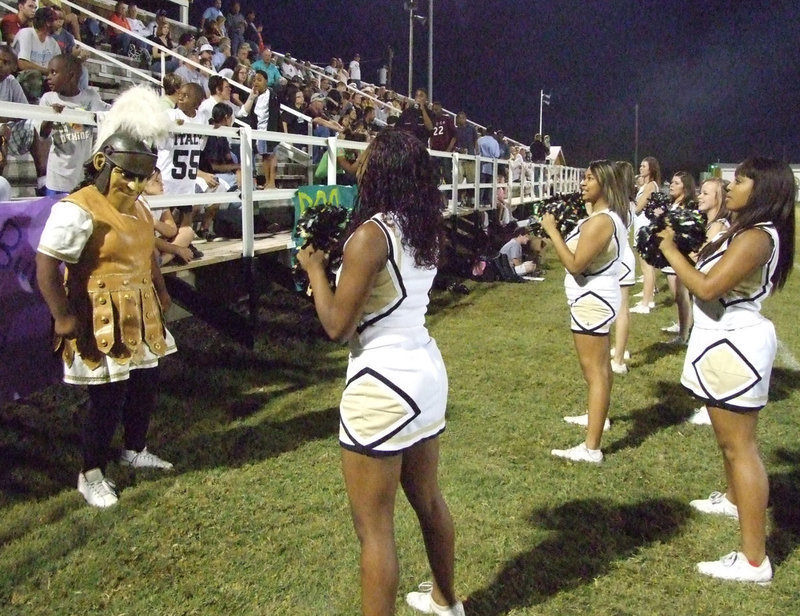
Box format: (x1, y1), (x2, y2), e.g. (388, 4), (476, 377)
(635, 195), (706, 268)
(527, 192), (588, 238)
(293, 202), (352, 292)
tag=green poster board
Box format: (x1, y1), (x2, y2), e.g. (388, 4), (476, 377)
(291, 184), (358, 249)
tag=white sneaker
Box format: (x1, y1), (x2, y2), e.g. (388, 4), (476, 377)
(610, 360), (628, 375)
(687, 405), (711, 425)
(405, 582), (465, 615)
(661, 322), (680, 333)
(563, 413), (610, 431)
(551, 442), (603, 463)
(697, 551), (772, 585)
(78, 468), (118, 508)
(629, 303), (650, 314)
(690, 491), (739, 519)
(119, 446), (174, 470)
(610, 349), (631, 360)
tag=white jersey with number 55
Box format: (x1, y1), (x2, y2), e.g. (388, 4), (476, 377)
(157, 108), (206, 195)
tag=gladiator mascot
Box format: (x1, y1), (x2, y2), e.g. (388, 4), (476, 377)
(36, 86), (177, 508)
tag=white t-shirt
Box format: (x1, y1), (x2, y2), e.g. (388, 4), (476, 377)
(157, 108), (207, 195)
(38, 89), (110, 192)
(196, 96), (240, 126)
(12, 28), (61, 68)
(349, 60), (361, 81)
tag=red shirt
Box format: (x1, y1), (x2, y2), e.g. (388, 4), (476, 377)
(429, 113), (456, 151)
(108, 13), (131, 39)
(0, 14), (22, 44)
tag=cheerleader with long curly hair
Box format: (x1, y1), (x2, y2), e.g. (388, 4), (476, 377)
(297, 129), (464, 616)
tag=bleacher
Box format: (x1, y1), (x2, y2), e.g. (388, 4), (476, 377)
(0, 0), (582, 344)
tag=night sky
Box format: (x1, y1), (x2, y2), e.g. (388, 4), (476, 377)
(194, 0), (800, 177)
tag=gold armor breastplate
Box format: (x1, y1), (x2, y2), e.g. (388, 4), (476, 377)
(60, 187), (168, 369)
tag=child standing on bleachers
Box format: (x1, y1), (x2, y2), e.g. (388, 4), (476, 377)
(37, 54), (108, 196)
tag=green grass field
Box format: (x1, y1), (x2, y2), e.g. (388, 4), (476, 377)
(3, 221), (800, 615)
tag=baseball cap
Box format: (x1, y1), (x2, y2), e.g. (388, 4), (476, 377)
(310, 93), (327, 103)
(156, 9), (168, 17)
(199, 44), (214, 54)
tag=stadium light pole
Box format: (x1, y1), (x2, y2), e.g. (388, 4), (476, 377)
(427, 0), (433, 100)
(405, 1), (426, 97)
(407, 2), (414, 97)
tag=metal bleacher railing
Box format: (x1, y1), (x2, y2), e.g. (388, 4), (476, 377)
(0, 1), (583, 233)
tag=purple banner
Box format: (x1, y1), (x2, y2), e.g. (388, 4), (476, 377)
(1, 197), (62, 404)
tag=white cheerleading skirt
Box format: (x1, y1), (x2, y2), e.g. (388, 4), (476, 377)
(339, 336), (448, 456)
(565, 275), (621, 336)
(681, 319), (776, 411)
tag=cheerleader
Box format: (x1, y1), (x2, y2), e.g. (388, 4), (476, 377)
(685, 177), (730, 425)
(543, 160), (629, 463)
(630, 157), (661, 314)
(297, 129), (464, 615)
(661, 171), (697, 343)
(610, 161), (637, 374)
(658, 157), (795, 584)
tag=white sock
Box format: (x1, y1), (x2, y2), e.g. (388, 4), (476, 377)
(36, 176), (46, 188)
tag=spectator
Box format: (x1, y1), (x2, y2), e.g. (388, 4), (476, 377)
(126, 3), (149, 38)
(242, 10), (260, 51)
(145, 168), (196, 267)
(304, 91), (344, 163)
(281, 88), (308, 135)
(175, 31), (195, 56)
(158, 72), (183, 110)
(348, 52), (361, 86)
(157, 81), (220, 249)
(280, 53), (300, 80)
(454, 111), (478, 199)
(499, 227), (539, 276)
(197, 74), (239, 123)
(12, 6), (61, 80)
(37, 54), (109, 196)
(174, 50), (209, 95)
(250, 45), (280, 87)
(148, 20), (178, 73)
(197, 102), (241, 239)
(214, 14), (227, 40)
(201, 102), (240, 188)
(212, 37), (229, 70)
(237, 70), (278, 188)
(495, 171), (512, 225)
(396, 87), (433, 144)
(225, 1), (246, 55)
(200, 0), (223, 33)
(429, 101), (456, 183)
(508, 145), (524, 196)
(107, 1), (150, 63)
(335, 57), (349, 84)
(148, 8), (168, 36)
(229, 63), (250, 105)
(235, 41), (251, 66)
(477, 126), (501, 205)
(313, 126), (367, 185)
(0, 44), (49, 193)
(1, 0), (36, 45)
(49, 7), (90, 91)
(198, 42), (215, 69)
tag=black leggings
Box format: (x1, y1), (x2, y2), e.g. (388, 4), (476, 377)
(82, 367), (160, 472)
